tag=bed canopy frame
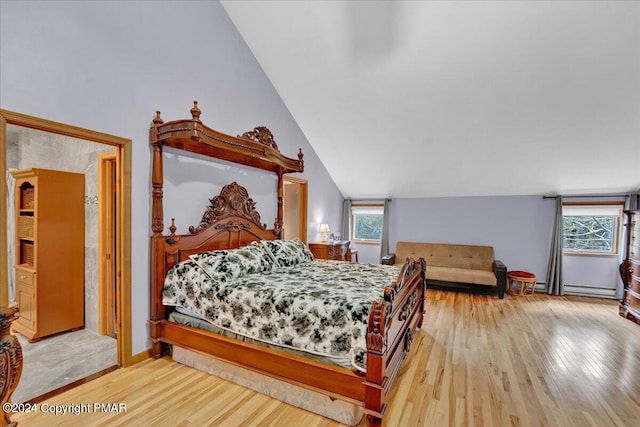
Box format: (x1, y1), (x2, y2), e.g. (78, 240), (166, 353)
(148, 102), (425, 426)
(150, 100), (304, 238)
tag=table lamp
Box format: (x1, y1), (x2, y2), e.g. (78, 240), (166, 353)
(319, 223), (330, 242)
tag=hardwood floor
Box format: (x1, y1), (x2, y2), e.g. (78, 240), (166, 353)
(12, 289), (640, 426)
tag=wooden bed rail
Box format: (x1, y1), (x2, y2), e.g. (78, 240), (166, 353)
(364, 258), (426, 423)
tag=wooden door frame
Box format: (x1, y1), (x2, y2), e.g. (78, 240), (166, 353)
(283, 176), (308, 243)
(0, 109), (133, 367)
(98, 152), (117, 337)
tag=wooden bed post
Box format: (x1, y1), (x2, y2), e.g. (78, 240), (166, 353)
(364, 300), (389, 427)
(149, 235), (166, 358)
(151, 111), (164, 236)
(150, 111), (166, 358)
(276, 169), (284, 239)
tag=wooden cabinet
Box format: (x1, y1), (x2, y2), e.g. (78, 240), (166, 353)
(309, 240), (351, 261)
(620, 209), (640, 325)
(11, 168), (85, 342)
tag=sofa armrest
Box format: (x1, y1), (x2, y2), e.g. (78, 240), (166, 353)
(381, 253), (396, 265)
(493, 260), (507, 299)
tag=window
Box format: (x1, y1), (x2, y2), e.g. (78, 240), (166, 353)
(351, 204), (383, 244)
(562, 204), (624, 255)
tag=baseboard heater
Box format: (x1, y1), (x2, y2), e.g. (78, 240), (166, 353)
(562, 284), (617, 299)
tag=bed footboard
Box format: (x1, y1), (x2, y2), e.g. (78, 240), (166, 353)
(364, 257), (426, 425)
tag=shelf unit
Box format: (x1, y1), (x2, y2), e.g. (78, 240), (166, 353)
(11, 168), (85, 342)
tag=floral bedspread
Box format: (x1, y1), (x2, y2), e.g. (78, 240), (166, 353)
(163, 259), (402, 371)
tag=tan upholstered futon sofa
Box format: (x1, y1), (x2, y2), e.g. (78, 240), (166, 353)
(382, 241), (507, 299)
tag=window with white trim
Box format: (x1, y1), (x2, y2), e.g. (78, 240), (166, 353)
(351, 204), (383, 244)
(562, 203), (624, 255)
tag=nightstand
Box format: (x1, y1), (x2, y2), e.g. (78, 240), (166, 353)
(309, 240), (351, 261)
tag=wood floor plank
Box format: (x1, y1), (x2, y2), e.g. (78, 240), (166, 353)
(11, 289), (640, 426)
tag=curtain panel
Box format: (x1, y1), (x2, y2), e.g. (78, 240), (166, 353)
(342, 199), (352, 243)
(546, 196), (564, 295)
(629, 192), (639, 210)
(379, 199), (390, 260)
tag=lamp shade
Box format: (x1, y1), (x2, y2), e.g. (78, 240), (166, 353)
(319, 223), (330, 233)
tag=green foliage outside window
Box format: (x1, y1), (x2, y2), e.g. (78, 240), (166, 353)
(353, 214), (383, 241)
(563, 215), (614, 252)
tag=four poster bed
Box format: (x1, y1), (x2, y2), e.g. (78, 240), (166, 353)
(149, 102), (426, 426)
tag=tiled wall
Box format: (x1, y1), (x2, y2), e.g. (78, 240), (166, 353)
(6, 125), (115, 334)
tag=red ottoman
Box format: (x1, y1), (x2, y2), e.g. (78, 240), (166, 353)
(507, 270), (537, 296)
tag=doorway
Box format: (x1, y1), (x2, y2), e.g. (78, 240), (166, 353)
(0, 110), (133, 403)
(283, 177), (308, 242)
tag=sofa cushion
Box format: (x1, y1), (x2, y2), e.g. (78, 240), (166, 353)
(427, 266), (497, 286)
(396, 242), (494, 272)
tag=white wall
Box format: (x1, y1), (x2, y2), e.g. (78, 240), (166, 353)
(350, 243), (382, 265)
(0, 0), (343, 355)
(391, 195), (555, 281)
(564, 255), (622, 295)
(352, 195), (554, 267)
(389, 194), (628, 295)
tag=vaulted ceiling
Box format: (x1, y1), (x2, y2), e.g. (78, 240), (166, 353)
(221, 1), (640, 199)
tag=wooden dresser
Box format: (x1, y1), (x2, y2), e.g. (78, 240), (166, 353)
(309, 240), (351, 261)
(11, 168), (85, 342)
(620, 209), (640, 325)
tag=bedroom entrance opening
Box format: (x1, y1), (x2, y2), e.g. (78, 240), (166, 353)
(0, 109), (133, 403)
(283, 177), (308, 242)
